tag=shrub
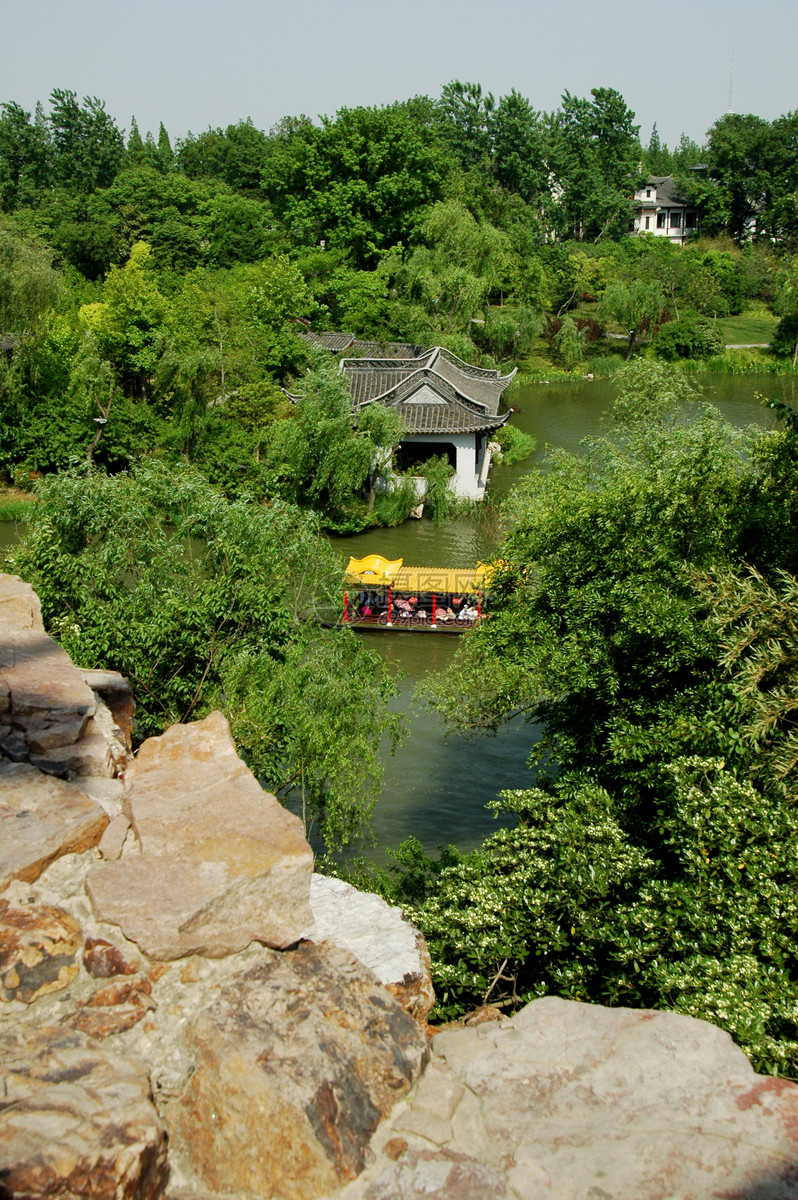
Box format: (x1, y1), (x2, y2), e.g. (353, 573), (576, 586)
(653, 312), (725, 360)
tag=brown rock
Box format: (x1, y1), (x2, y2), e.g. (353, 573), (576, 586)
(2, 626), (96, 726)
(0, 761), (108, 890)
(0, 1023), (168, 1199)
(29, 715), (113, 778)
(169, 940), (428, 1200)
(66, 975), (156, 1038)
(0, 895), (82, 1003)
(80, 666), (135, 748)
(83, 936), (138, 978)
(87, 711), (314, 959)
(84, 974), (153, 1007)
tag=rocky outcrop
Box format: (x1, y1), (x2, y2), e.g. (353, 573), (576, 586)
(307, 873), (434, 1025)
(0, 888), (83, 1003)
(339, 996), (798, 1199)
(0, 1024), (169, 1200)
(5, 568), (798, 1200)
(86, 711), (314, 959)
(168, 941), (428, 1200)
(0, 574), (130, 778)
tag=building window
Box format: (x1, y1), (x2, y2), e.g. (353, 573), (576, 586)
(670, 211), (682, 228)
(645, 216), (650, 229)
(685, 211), (697, 229)
(656, 213), (666, 228)
(646, 188), (652, 198)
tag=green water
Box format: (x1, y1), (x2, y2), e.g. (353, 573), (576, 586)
(2, 375), (794, 856)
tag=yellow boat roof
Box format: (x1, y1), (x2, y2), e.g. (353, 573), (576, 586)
(345, 555), (488, 592)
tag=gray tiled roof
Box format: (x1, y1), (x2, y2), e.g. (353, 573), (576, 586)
(342, 347), (515, 435)
(298, 330), (356, 352)
(640, 176), (693, 208)
(341, 347), (516, 417)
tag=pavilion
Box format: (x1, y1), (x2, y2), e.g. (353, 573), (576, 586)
(339, 346), (514, 499)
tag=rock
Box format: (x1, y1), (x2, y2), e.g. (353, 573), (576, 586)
(29, 714), (114, 777)
(66, 975), (156, 1038)
(0, 891), (82, 1003)
(87, 711), (314, 959)
(2, 627), (96, 728)
(343, 996), (798, 1199)
(98, 813), (130, 860)
(168, 940), (428, 1200)
(80, 666), (135, 748)
(0, 1024), (168, 1200)
(0, 761), (108, 890)
(83, 936), (139, 978)
(0, 573), (42, 635)
(307, 874), (434, 1024)
(362, 1149), (509, 1200)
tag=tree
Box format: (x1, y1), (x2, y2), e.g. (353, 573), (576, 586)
(0, 101), (51, 209)
(402, 369), (798, 1074)
(491, 90), (547, 205)
(598, 278), (665, 357)
(264, 350), (404, 530)
(261, 101), (449, 267)
(48, 89), (124, 194)
(546, 88), (641, 241)
(436, 80), (495, 169)
(13, 462), (399, 855)
(773, 255), (798, 366)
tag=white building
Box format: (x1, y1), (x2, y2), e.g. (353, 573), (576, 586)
(632, 176), (698, 245)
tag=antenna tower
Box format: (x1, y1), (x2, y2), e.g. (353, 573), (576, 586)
(728, 53), (735, 114)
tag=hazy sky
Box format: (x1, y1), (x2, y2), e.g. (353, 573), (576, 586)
(1, 0), (796, 149)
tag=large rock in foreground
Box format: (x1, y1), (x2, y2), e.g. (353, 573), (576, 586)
(340, 996), (798, 1199)
(0, 1024), (168, 1200)
(168, 940), (428, 1200)
(87, 711), (314, 959)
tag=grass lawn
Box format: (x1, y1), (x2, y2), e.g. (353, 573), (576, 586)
(715, 310), (779, 345)
(0, 486), (36, 522)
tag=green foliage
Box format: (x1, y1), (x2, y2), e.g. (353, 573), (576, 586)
(12, 462), (398, 854)
(493, 423), (536, 465)
(418, 455), (456, 525)
(554, 315), (586, 368)
(653, 311), (725, 360)
(410, 367), (798, 1071)
(599, 278), (665, 357)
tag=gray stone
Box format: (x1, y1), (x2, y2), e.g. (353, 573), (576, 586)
(307, 873), (435, 1024)
(340, 996), (798, 1200)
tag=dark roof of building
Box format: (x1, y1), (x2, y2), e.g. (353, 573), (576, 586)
(342, 346), (515, 436)
(637, 176), (694, 208)
(298, 330), (357, 352)
(296, 329), (428, 359)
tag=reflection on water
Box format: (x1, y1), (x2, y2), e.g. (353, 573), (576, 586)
(366, 633), (537, 861)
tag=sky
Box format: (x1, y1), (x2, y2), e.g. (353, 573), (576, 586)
(1, 0), (796, 149)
